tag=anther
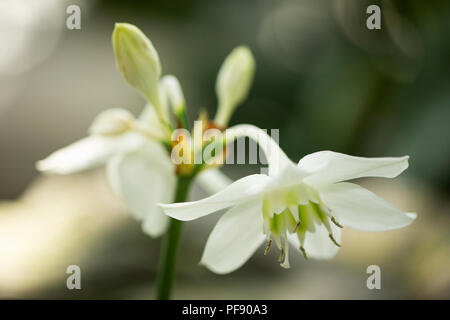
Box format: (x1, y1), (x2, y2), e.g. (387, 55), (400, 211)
(264, 239), (272, 256)
(278, 247), (285, 262)
(299, 246), (308, 260)
(329, 233), (341, 247)
(331, 217), (343, 228)
(293, 221), (301, 233)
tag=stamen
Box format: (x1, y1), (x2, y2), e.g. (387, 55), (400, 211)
(293, 221), (301, 233)
(299, 246), (308, 260)
(264, 239), (272, 256)
(329, 233), (341, 247)
(278, 247), (285, 262)
(331, 217), (343, 228)
(280, 237), (290, 268)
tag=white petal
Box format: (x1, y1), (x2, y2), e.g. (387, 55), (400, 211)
(200, 200), (266, 274)
(299, 151), (409, 187)
(137, 103), (169, 139)
(225, 124), (295, 176)
(319, 182), (416, 231)
(159, 174), (269, 221)
(289, 223), (341, 260)
(88, 108), (135, 136)
(36, 134), (144, 174)
(107, 140), (176, 237)
(195, 169), (233, 195)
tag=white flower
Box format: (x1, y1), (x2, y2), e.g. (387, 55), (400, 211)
(37, 23), (240, 238)
(159, 125), (416, 274)
(36, 104), (232, 237)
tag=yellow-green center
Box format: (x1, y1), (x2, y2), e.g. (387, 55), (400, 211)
(261, 185), (342, 268)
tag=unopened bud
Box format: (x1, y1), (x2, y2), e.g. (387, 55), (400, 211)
(160, 75), (186, 115)
(214, 46), (255, 127)
(112, 23), (164, 118)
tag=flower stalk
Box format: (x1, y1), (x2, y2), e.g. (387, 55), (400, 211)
(155, 174), (193, 300)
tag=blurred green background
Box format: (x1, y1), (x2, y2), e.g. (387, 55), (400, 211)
(0, 0), (449, 299)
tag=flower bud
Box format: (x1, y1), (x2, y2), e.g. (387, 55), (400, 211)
(160, 75), (188, 128)
(214, 46), (255, 127)
(89, 108), (135, 136)
(112, 23), (163, 118)
(160, 75), (186, 115)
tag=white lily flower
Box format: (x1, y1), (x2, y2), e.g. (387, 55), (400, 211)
(36, 104), (232, 237)
(37, 105), (173, 237)
(160, 125), (416, 274)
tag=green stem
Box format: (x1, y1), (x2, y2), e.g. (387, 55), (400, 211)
(155, 175), (192, 300)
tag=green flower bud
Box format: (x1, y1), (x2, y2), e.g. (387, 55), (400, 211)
(112, 23), (164, 119)
(214, 46), (255, 127)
